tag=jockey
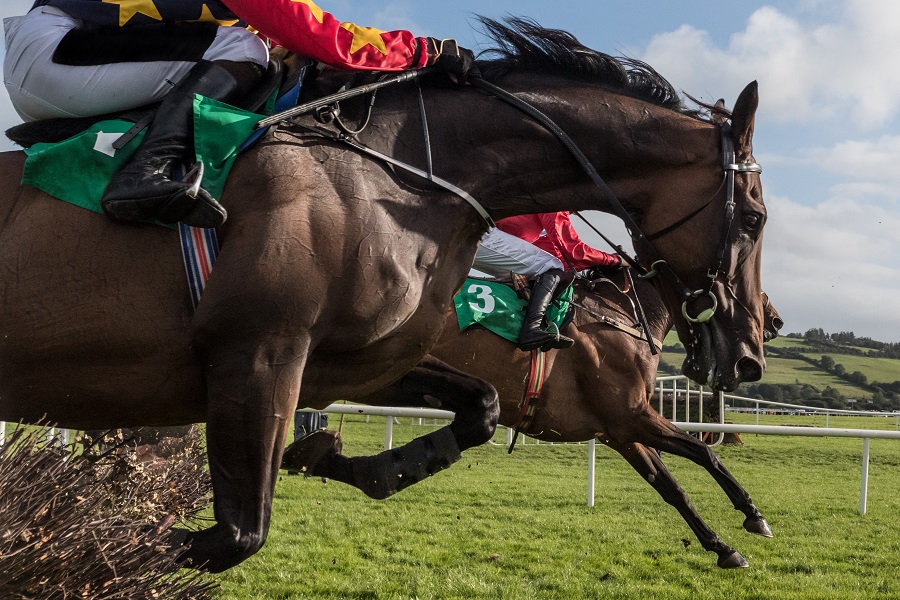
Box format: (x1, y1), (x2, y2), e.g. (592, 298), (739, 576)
(3, 0), (476, 228)
(473, 211), (622, 351)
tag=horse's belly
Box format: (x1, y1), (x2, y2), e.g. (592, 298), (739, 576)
(0, 189), (205, 428)
(301, 301), (453, 406)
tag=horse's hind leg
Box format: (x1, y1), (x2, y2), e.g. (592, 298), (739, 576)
(303, 355), (499, 499)
(604, 439), (749, 569)
(631, 417), (772, 538)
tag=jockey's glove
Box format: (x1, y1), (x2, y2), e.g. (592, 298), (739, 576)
(583, 255), (625, 279)
(426, 38), (479, 82)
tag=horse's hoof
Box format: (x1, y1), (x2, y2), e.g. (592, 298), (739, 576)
(717, 550), (750, 569)
(743, 516), (774, 538)
(281, 429), (342, 473)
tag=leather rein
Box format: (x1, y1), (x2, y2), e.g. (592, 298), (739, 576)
(259, 71), (761, 329)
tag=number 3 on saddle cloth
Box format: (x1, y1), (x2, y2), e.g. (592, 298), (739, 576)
(454, 276), (574, 450)
(454, 276), (573, 343)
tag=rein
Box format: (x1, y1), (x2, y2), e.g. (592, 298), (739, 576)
(262, 72), (761, 327)
(470, 78), (762, 327)
(570, 278), (665, 350)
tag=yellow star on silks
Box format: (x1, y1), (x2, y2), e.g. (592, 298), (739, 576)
(192, 3), (239, 26)
(340, 22), (388, 55)
(102, 0), (163, 27)
(290, 0), (325, 24)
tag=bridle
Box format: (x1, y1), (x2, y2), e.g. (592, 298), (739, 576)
(643, 124), (762, 324)
(263, 70), (761, 329)
(469, 78), (762, 328)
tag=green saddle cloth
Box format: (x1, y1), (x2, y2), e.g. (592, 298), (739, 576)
(20, 95), (263, 226)
(454, 278), (573, 344)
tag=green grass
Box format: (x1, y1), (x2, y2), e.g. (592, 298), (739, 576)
(801, 354), (900, 385)
(755, 356), (869, 397)
(767, 338), (900, 385)
(213, 414), (900, 599)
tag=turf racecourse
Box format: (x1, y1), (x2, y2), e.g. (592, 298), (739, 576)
(216, 414), (900, 599)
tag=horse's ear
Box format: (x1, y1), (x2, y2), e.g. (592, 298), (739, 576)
(731, 81), (759, 158)
(710, 99), (728, 125)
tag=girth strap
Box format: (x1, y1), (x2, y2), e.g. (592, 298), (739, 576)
(508, 349), (549, 453)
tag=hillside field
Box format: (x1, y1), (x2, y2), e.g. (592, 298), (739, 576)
(661, 332), (900, 403)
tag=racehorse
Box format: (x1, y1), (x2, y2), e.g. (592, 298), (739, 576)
(435, 275), (781, 568)
(291, 273), (782, 568)
(0, 18), (769, 571)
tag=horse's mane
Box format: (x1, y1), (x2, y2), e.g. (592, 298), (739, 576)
(476, 17), (700, 118)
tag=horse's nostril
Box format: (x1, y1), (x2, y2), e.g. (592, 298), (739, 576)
(772, 317), (784, 332)
(737, 357), (763, 382)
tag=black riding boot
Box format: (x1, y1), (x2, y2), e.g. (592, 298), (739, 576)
(101, 60), (260, 228)
(517, 268), (574, 351)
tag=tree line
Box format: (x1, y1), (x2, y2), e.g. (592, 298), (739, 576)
(792, 328), (900, 359)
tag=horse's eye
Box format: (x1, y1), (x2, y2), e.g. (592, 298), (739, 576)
(743, 213), (761, 230)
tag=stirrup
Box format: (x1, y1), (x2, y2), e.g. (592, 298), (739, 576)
(182, 161), (205, 199)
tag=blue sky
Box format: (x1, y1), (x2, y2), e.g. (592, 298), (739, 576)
(2, 0), (899, 343)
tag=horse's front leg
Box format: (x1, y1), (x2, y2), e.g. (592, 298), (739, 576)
(181, 343), (305, 572)
(604, 439), (749, 569)
(287, 355), (499, 499)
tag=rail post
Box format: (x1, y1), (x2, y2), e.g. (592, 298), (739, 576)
(860, 438), (870, 515)
(384, 417), (394, 450)
(587, 438), (596, 508)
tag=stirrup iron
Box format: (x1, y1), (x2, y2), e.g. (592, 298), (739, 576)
(183, 161), (205, 199)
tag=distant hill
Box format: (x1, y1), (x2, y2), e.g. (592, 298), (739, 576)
(659, 332), (900, 411)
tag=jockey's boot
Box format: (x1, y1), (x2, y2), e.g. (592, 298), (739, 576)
(101, 60), (263, 228)
(517, 268), (574, 351)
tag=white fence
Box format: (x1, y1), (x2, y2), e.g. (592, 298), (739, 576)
(652, 375), (900, 514)
(303, 376), (900, 515)
(4, 375), (899, 514)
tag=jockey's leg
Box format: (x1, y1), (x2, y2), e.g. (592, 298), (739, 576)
(100, 59), (264, 228)
(518, 268), (574, 351)
(5, 7), (268, 227)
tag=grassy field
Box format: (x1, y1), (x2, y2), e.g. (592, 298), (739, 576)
(213, 414), (900, 599)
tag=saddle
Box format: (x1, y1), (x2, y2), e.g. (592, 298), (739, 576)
(5, 53), (310, 149)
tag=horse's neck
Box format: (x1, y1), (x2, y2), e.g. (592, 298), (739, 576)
(400, 81), (721, 221)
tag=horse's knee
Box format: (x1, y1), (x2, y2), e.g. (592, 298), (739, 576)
(451, 383), (499, 448)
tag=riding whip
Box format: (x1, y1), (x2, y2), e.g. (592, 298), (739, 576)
(254, 68), (431, 129)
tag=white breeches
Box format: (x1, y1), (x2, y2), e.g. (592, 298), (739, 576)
(471, 227), (564, 279)
(3, 6), (269, 121)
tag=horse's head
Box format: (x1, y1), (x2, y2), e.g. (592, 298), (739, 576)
(632, 82), (767, 391)
(762, 291), (783, 342)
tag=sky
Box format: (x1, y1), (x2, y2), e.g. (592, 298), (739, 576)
(1, 0), (899, 343)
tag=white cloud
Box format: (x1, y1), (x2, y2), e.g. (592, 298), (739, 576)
(763, 191), (900, 340)
(808, 135), (900, 187)
(642, 1), (900, 129)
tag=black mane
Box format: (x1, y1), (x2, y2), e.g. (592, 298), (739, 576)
(476, 17), (697, 116)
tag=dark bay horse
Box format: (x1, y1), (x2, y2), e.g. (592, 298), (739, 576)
(291, 273), (782, 568)
(430, 274), (781, 568)
(0, 19), (769, 571)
